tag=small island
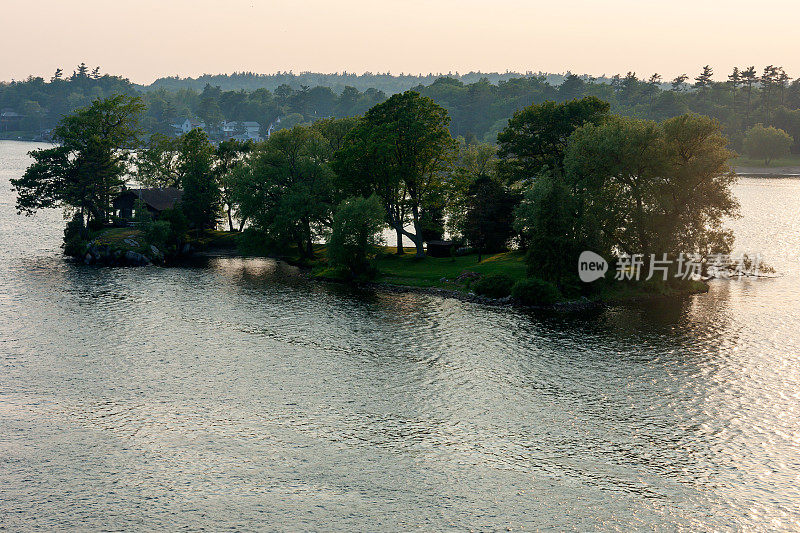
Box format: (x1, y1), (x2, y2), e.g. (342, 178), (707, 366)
(12, 93), (738, 307)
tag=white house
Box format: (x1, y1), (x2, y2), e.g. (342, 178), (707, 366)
(220, 120), (262, 141)
(171, 118), (206, 135)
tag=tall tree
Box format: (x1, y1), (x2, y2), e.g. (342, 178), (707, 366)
(497, 96), (610, 182)
(693, 65), (714, 108)
(233, 126), (334, 257)
(12, 95), (144, 225)
(178, 128), (219, 231)
(671, 74), (689, 92)
(214, 139), (252, 231)
(335, 91), (456, 256)
(728, 67), (741, 115)
(741, 66), (758, 126)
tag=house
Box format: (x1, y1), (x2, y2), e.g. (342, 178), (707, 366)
(1, 109), (24, 131)
(220, 120), (262, 141)
(113, 187), (183, 221)
(171, 118), (206, 136)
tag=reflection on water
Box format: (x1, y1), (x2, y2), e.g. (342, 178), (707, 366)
(2, 141), (800, 530)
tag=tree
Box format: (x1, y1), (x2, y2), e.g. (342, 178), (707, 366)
(761, 65), (779, 123)
(693, 65), (714, 107)
(728, 67), (741, 114)
(743, 124), (793, 165)
(135, 133), (181, 187)
(327, 195), (385, 276)
(177, 128), (219, 231)
(671, 74), (689, 92)
(564, 114), (738, 259)
(497, 96), (610, 182)
(335, 91), (456, 257)
(214, 139), (252, 231)
(647, 73), (662, 105)
(461, 176), (518, 261)
(445, 141), (498, 239)
(513, 174), (592, 286)
(12, 95), (144, 226)
(233, 126), (334, 257)
(741, 66), (758, 125)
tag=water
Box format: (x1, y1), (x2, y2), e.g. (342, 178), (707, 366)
(2, 141), (800, 531)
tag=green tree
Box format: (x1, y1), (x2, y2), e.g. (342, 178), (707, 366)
(327, 195), (385, 276)
(497, 96), (610, 182)
(233, 126), (334, 258)
(135, 133), (181, 187)
(335, 91), (456, 256)
(12, 95), (144, 225)
(743, 124), (793, 165)
(214, 139), (252, 231)
(564, 114), (738, 258)
(177, 128), (219, 231)
(461, 176), (518, 261)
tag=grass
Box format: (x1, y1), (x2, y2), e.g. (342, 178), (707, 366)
(192, 229), (239, 249)
(732, 154), (800, 168)
(373, 250), (527, 288)
(93, 227), (142, 245)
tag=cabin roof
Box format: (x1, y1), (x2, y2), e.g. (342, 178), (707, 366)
(119, 187), (183, 211)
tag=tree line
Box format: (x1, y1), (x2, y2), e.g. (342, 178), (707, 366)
(3, 64), (800, 156)
(12, 92), (738, 300)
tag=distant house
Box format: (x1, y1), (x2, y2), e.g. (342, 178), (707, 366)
(171, 118), (206, 136)
(1, 109), (24, 131)
(221, 120), (262, 141)
(113, 188), (183, 220)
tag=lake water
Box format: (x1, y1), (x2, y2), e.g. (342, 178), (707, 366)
(2, 140), (800, 531)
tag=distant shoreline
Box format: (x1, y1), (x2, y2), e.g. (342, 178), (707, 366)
(735, 166), (800, 177)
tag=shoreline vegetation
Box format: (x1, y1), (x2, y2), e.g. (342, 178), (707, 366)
(77, 226), (710, 311)
(12, 93), (739, 310)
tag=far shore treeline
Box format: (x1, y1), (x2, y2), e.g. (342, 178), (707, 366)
(2, 64), (800, 160)
(10, 88), (739, 305)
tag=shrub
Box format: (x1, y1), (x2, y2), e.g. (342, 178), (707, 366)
(511, 277), (562, 306)
(159, 208), (188, 244)
(473, 273), (515, 298)
(145, 220), (171, 250)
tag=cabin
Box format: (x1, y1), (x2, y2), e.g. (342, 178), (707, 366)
(426, 240), (454, 258)
(113, 188), (183, 221)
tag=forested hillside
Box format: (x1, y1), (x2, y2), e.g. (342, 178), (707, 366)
(3, 64), (800, 153)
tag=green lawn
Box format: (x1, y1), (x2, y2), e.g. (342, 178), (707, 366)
(373, 250), (527, 288)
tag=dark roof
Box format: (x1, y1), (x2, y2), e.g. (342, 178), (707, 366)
(121, 188), (183, 211)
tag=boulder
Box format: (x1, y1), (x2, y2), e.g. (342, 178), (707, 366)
(124, 250), (150, 266)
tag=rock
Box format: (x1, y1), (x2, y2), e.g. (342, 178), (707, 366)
(456, 271), (482, 283)
(123, 238), (140, 248)
(124, 250), (150, 266)
(84, 252), (94, 265)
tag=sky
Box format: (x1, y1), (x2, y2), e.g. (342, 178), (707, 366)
(2, 0), (798, 84)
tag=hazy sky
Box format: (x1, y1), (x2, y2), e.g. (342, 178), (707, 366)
(2, 0), (798, 84)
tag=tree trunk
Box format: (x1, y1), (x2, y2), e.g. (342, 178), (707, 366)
(395, 229), (404, 254)
(411, 204), (425, 257)
(227, 206), (234, 232)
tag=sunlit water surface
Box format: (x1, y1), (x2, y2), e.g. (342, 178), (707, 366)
(2, 141), (800, 530)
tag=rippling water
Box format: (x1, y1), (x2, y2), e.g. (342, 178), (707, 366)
(2, 140), (800, 530)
